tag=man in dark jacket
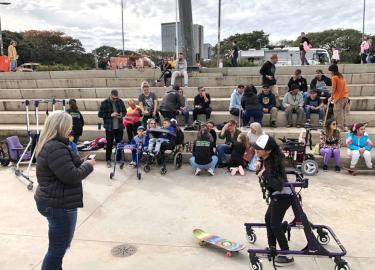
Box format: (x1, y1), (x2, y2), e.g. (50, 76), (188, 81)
(258, 83), (278, 128)
(193, 86), (211, 121)
(241, 85), (263, 126)
(310, 69), (332, 103)
(260, 54), (279, 107)
(159, 85), (183, 120)
(287, 69), (308, 94)
(98, 89), (126, 167)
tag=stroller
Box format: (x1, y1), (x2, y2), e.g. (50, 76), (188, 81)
(109, 143), (143, 180)
(245, 171), (349, 270)
(279, 124), (318, 176)
(143, 127), (184, 175)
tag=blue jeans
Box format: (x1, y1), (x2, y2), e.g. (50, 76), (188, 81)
(37, 202), (78, 270)
(181, 109), (189, 125)
(216, 144), (232, 164)
(305, 107), (323, 121)
(10, 60), (17, 72)
(242, 109), (263, 126)
(189, 155), (218, 170)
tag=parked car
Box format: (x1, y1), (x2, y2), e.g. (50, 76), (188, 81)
(17, 63), (40, 72)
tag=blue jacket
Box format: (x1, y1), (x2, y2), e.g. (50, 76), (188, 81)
(346, 133), (373, 151)
(229, 89), (242, 110)
(131, 135), (149, 148)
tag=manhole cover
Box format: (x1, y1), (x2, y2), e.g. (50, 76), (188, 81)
(111, 244), (137, 257)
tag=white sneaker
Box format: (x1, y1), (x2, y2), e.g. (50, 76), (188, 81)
(195, 168), (202, 176)
(128, 161), (136, 167)
(207, 168), (215, 176)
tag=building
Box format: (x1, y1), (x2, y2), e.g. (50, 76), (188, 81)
(161, 22), (204, 60)
(203, 43), (212, 59)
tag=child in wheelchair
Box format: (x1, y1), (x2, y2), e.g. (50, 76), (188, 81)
(146, 118), (176, 156)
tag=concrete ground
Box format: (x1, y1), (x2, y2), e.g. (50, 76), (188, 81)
(0, 163), (374, 270)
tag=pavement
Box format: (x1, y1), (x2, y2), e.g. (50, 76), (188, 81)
(0, 162), (375, 270)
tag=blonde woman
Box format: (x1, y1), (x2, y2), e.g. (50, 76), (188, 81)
(35, 111), (95, 270)
(246, 122), (265, 171)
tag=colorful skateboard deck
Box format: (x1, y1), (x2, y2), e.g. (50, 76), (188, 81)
(193, 229), (245, 257)
(343, 167), (375, 176)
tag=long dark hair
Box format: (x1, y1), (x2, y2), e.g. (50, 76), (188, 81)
(350, 123), (365, 135)
(197, 127), (211, 141)
(68, 99), (78, 111)
(325, 118), (340, 139)
(262, 138), (286, 181)
(244, 84), (257, 96)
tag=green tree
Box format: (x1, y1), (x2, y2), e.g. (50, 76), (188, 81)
(93, 46), (121, 59)
(213, 30), (270, 59)
(3, 30), (33, 64)
(293, 29), (364, 63)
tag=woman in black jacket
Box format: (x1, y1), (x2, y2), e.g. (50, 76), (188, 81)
(241, 85), (263, 126)
(254, 134), (294, 267)
(34, 111), (95, 270)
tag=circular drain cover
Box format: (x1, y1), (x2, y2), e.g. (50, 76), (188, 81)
(111, 244), (137, 257)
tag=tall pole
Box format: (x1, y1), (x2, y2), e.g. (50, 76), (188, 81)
(175, 0), (178, 59)
(121, 0), (125, 55)
(217, 0), (221, 67)
(0, 16), (3, 56)
(362, 0), (366, 37)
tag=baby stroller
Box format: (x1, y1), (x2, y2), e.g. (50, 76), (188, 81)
(245, 171), (349, 270)
(109, 143), (143, 180)
(0, 140), (10, 167)
(279, 124), (318, 176)
(143, 127), (184, 175)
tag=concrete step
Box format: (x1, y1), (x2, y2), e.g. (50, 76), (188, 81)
(0, 73), (374, 89)
(80, 147), (375, 170)
(0, 110), (373, 127)
(1, 124), (375, 146)
(0, 96), (374, 111)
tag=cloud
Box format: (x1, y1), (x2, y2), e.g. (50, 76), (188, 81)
(1, 0), (374, 52)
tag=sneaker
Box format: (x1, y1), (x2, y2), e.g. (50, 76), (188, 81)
(238, 165), (245, 176)
(207, 168), (215, 176)
(323, 165), (328, 171)
(195, 168), (202, 176)
(128, 161), (136, 167)
(106, 161), (111, 168)
(271, 121), (277, 128)
(230, 167), (238, 176)
(335, 166), (341, 172)
(275, 255), (294, 266)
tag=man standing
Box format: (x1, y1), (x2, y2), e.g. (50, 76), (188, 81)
(193, 86), (211, 121)
(98, 89), (126, 168)
(299, 32), (311, 65)
(258, 83), (278, 128)
(231, 41), (239, 67)
(260, 54), (280, 107)
(360, 36), (370, 64)
(229, 84), (244, 116)
(171, 52), (188, 87)
(8, 40), (18, 72)
(138, 81), (159, 126)
(282, 84), (305, 128)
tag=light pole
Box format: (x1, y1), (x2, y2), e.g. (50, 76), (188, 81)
(0, 2), (11, 56)
(217, 0), (221, 67)
(362, 0), (366, 37)
(175, 0), (179, 59)
(121, 0), (125, 55)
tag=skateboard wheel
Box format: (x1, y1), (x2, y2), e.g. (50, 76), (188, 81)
(225, 251), (232, 257)
(198, 241), (206, 247)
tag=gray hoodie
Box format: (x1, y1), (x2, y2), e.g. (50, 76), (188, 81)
(282, 91), (304, 108)
(176, 59), (187, 72)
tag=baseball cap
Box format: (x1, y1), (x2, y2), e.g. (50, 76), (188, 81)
(290, 84), (300, 90)
(262, 82), (271, 88)
(253, 135), (277, 151)
(137, 125), (145, 131)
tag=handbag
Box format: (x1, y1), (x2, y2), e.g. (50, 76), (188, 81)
(313, 144), (320, 155)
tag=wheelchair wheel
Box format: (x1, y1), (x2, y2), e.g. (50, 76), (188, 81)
(301, 159), (318, 176)
(174, 153), (183, 169)
(144, 165), (151, 173)
(160, 167), (167, 175)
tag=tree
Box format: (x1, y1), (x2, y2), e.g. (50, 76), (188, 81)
(93, 46), (121, 59)
(212, 30), (270, 59)
(292, 29), (365, 63)
(3, 30), (33, 64)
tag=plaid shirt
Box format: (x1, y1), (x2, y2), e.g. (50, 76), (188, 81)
(98, 98), (126, 131)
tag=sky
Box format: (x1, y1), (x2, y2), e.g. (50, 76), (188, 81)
(1, 0), (374, 52)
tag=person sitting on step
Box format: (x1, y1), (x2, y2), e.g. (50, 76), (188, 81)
(170, 52), (188, 87)
(304, 89), (323, 125)
(346, 123), (373, 169)
(319, 119), (342, 172)
(193, 86), (211, 122)
(282, 84), (304, 128)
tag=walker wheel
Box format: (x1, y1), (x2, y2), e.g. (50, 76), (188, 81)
(335, 265), (350, 270)
(137, 173), (142, 180)
(317, 234), (330, 245)
(119, 163), (125, 170)
(249, 261), (263, 270)
(144, 165), (151, 173)
(160, 167), (167, 175)
(225, 251), (232, 257)
(109, 172), (114, 179)
(15, 169), (21, 177)
(246, 232), (257, 244)
(27, 184), (33, 191)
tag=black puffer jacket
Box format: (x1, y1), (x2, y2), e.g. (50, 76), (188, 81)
(35, 137), (93, 208)
(241, 88), (262, 111)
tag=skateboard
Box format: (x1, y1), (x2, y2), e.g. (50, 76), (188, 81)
(343, 167), (375, 176)
(193, 228), (245, 257)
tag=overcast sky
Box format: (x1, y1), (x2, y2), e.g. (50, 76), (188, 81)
(1, 0), (374, 52)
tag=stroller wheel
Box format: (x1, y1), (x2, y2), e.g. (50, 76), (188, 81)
(160, 167), (167, 175)
(174, 153), (183, 169)
(301, 159), (319, 176)
(27, 184), (33, 191)
(109, 172), (114, 179)
(144, 165), (151, 173)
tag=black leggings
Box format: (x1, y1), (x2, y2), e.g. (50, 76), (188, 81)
(265, 196), (292, 250)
